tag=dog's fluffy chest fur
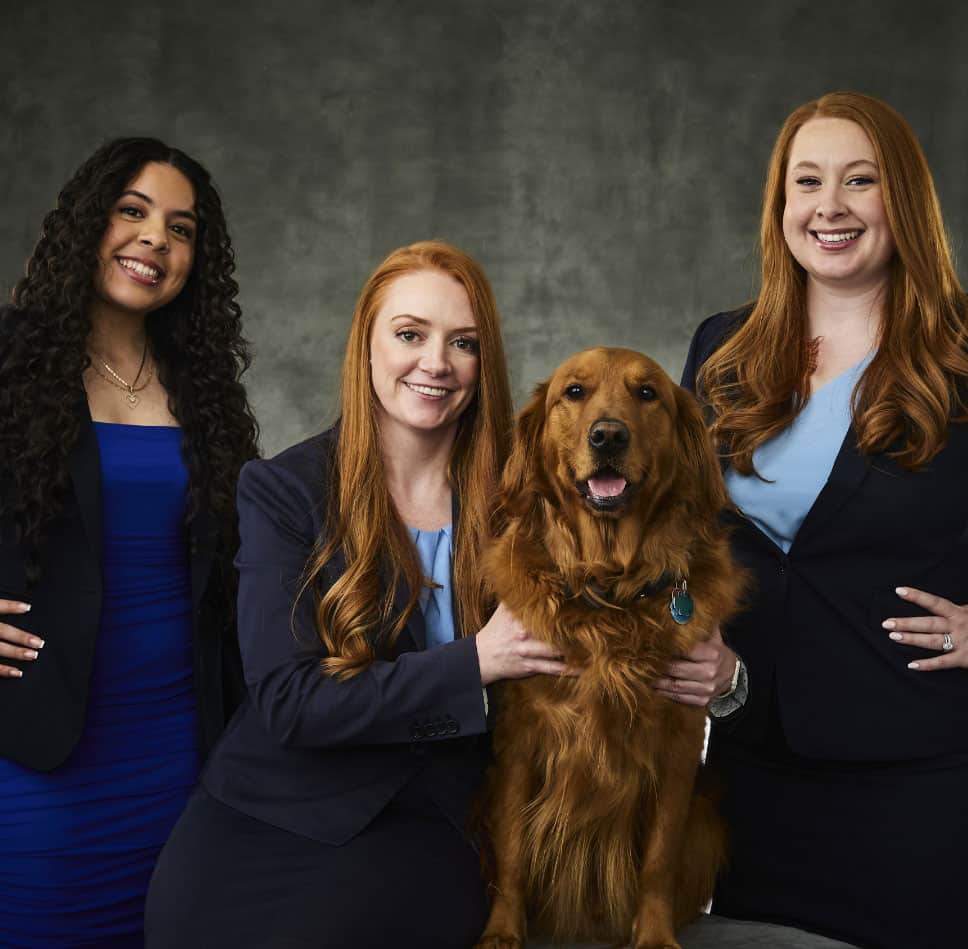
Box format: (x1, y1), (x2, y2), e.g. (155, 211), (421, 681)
(491, 586), (706, 809)
(487, 606), (709, 941)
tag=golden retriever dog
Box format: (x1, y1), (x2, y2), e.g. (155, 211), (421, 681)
(477, 348), (743, 949)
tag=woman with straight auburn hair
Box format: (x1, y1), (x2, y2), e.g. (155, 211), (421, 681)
(146, 240), (574, 948)
(312, 241), (514, 679)
(662, 92), (968, 949)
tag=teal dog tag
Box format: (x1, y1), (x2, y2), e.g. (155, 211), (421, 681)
(670, 581), (694, 625)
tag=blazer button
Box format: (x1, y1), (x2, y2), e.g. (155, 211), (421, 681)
(778, 563), (786, 575)
(410, 723), (425, 741)
(447, 720), (459, 735)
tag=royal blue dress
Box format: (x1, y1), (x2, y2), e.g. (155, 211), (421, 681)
(0, 423), (200, 948)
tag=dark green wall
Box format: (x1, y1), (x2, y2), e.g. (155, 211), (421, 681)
(3, 0), (964, 454)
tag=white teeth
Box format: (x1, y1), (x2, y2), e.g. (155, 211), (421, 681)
(119, 257), (161, 279)
(406, 383), (450, 397)
(815, 230), (861, 244)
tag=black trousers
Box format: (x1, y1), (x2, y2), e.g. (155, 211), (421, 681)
(709, 735), (968, 949)
(145, 784), (488, 949)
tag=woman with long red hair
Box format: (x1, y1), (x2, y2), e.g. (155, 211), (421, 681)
(665, 92), (968, 949)
(145, 240), (571, 947)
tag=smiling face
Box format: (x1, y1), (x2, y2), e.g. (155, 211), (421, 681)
(369, 269), (481, 443)
(541, 348), (683, 519)
(92, 161), (197, 318)
(782, 117), (895, 293)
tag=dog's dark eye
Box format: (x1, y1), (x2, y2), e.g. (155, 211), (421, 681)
(564, 384), (585, 401)
(638, 385), (657, 401)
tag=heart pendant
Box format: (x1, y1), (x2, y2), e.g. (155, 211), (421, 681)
(126, 393), (139, 407)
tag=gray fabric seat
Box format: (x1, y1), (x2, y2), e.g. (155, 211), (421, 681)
(526, 913), (861, 948)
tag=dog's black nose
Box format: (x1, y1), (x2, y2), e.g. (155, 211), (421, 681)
(588, 418), (629, 452)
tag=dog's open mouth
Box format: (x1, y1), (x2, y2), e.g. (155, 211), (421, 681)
(575, 467), (639, 512)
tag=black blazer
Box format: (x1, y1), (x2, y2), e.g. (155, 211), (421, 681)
(0, 399), (245, 771)
(683, 310), (968, 762)
(202, 428), (491, 846)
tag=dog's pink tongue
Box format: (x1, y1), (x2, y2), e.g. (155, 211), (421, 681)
(588, 475), (627, 497)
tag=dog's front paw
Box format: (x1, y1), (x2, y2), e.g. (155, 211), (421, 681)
(632, 931), (682, 949)
(477, 897), (526, 948)
(475, 935), (523, 949)
(631, 904), (680, 949)
(631, 922), (681, 949)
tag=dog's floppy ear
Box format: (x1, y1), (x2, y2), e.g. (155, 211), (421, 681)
(673, 384), (727, 521)
(495, 380), (550, 521)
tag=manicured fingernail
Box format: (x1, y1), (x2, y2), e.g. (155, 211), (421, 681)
(908, 661), (920, 670)
(889, 632), (903, 641)
(896, 587), (909, 597)
(15, 603), (30, 612)
(882, 619), (896, 630)
(28, 637), (44, 649)
(7, 669), (23, 678)
(23, 649), (38, 660)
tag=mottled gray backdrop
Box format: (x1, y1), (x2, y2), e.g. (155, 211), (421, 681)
(3, 0), (965, 455)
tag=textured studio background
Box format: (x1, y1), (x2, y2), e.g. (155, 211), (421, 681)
(2, 0), (966, 455)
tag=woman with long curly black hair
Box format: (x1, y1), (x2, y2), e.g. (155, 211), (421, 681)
(0, 137), (259, 948)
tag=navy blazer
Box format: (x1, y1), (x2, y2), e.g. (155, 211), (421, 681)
(683, 310), (968, 762)
(0, 399), (245, 771)
(202, 428), (491, 846)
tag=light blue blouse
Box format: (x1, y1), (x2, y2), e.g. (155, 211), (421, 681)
(724, 352), (874, 554)
(407, 524), (455, 648)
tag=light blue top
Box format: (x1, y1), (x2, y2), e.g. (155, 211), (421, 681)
(407, 524), (455, 648)
(724, 352), (874, 554)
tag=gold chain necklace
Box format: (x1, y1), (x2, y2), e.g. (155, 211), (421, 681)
(88, 344), (153, 408)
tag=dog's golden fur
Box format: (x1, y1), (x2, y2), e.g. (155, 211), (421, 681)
(478, 349), (743, 949)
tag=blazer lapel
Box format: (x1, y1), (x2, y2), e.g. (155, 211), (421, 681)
(381, 551), (426, 651)
(722, 506), (784, 558)
(190, 503), (217, 611)
(401, 580), (427, 650)
(790, 425), (871, 551)
(450, 489), (463, 637)
(68, 403), (103, 568)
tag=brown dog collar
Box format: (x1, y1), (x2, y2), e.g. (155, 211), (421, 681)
(565, 573), (676, 609)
